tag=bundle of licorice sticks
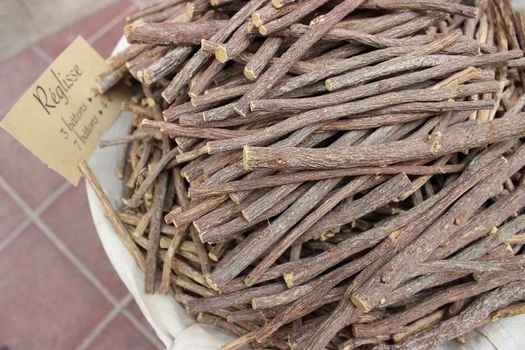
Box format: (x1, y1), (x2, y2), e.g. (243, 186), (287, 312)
(93, 0), (525, 349)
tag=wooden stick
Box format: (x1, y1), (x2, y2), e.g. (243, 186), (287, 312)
(199, 184), (309, 244)
(250, 51), (520, 115)
(258, 0), (333, 36)
(325, 54), (463, 92)
(159, 225), (187, 293)
(234, 0), (367, 116)
(208, 80), (505, 154)
(244, 37), (283, 80)
(145, 172), (168, 293)
(351, 158), (511, 313)
(165, 194), (227, 227)
(215, 24), (254, 63)
(189, 60), (226, 97)
(188, 164), (463, 197)
(244, 112), (525, 170)
(79, 161), (146, 271)
(245, 174), (412, 286)
(141, 119), (256, 139)
(141, 46), (193, 85)
(258, 155), (504, 345)
(106, 44), (153, 70)
(125, 20), (227, 45)
(392, 310), (445, 343)
(252, 2), (297, 28)
(361, 0), (478, 18)
(123, 147), (179, 208)
(162, 0), (267, 103)
(391, 280), (525, 350)
(187, 283), (286, 314)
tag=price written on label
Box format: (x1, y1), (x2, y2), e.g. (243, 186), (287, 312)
(1, 37), (128, 185)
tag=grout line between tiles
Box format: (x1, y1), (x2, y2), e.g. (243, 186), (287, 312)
(74, 293), (134, 350)
(36, 181), (72, 213)
(87, 3), (137, 45)
(31, 45), (53, 64)
(1, 178), (164, 348)
(0, 178), (67, 251)
(36, 217), (121, 304)
(0, 176), (121, 307)
(121, 309), (166, 350)
(0, 218), (31, 253)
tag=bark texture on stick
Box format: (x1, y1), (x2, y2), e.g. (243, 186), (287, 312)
(95, 2), (525, 348)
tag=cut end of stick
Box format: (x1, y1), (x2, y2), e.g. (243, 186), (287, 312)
(258, 25), (268, 36)
(124, 23), (142, 38)
(252, 12), (263, 27)
(205, 275), (219, 291)
(283, 272), (295, 288)
(229, 193), (241, 205)
(95, 82), (105, 95)
(142, 72), (152, 86)
(351, 294), (370, 312)
(389, 230), (402, 240)
(161, 90), (174, 104)
(136, 70), (144, 83)
(271, 0), (285, 8)
(186, 3), (195, 19)
(210, 0), (219, 6)
(234, 105), (247, 117)
(215, 46), (229, 63)
(246, 20), (257, 34)
(244, 67), (258, 81)
(456, 336), (467, 344)
(240, 209), (253, 222)
(325, 79), (336, 91)
(146, 97), (156, 107)
(208, 252), (219, 262)
(242, 145), (252, 170)
(192, 220), (202, 233)
(158, 282), (170, 295)
(122, 197), (139, 208)
(244, 275), (256, 287)
(188, 91), (197, 99)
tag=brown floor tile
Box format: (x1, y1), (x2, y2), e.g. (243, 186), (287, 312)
(0, 129), (66, 209)
(0, 46), (48, 111)
(127, 298), (160, 334)
(0, 185), (27, 242)
(91, 17), (130, 59)
(21, 0), (116, 38)
(34, 0), (132, 59)
(0, 1), (42, 60)
(86, 314), (158, 350)
(0, 224), (112, 350)
(41, 181), (129, 299)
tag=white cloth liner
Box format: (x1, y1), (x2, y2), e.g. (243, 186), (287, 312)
(84, 37), (525, 350)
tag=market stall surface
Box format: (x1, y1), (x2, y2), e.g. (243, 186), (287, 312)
(0, 0), (162, 349)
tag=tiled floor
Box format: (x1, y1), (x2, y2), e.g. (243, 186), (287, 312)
(0, 1), (163, 349)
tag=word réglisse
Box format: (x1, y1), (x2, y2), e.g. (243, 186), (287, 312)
(32, 65), (84, 115)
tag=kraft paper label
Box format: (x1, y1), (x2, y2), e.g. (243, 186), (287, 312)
(1, 36), (128, 185)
